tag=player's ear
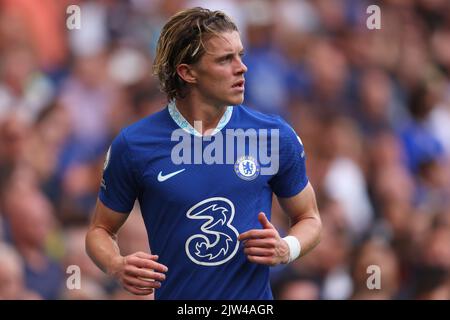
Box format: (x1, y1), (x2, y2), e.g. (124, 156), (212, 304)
(176, 64), (197, 84)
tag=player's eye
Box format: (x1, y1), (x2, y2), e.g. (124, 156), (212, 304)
(218, 55), (233, 64)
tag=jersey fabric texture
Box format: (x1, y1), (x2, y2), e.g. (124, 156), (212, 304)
(99, 103), (308, 300)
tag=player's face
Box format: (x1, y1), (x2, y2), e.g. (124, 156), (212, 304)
(191, 31), (247, 108)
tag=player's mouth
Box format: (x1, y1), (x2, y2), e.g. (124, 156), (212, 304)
(232, 79), (245, 92)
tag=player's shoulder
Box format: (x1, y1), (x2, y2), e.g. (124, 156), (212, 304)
(111, 106), (172, 155)
(115, 106), (175, 147)
(235, 105), (296, 135)
(123, 107), (169, 136)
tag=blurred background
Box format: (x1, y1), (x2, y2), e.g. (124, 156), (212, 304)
(0, 0), (450, 300)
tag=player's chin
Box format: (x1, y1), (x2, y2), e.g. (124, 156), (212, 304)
(227, 93), (245, 106)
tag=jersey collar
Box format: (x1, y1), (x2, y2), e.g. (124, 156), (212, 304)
(168, 100), (233, 137)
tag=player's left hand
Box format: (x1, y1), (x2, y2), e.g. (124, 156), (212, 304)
(238, 212), (290, 266)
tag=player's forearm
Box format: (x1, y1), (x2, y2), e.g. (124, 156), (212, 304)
(287, 213), (322, 258)
(85, 227), (123, 276)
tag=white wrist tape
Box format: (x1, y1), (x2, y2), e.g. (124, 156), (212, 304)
(283, 236), (301, 263)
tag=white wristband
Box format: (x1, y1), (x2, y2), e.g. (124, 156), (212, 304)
(283, 236), (301, 263)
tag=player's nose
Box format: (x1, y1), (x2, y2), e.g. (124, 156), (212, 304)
(238, 59), (248, 74)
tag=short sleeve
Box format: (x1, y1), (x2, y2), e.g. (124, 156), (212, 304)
(99, 131), (140, 213)
(269, 118), (309, 198)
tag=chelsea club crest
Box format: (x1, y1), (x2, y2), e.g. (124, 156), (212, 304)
(234, 156), (260, 181)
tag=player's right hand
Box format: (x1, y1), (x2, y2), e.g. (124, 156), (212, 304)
(109, 251), (168, 295)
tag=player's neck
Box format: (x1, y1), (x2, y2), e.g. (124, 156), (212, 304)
(174, 96), (228, 135)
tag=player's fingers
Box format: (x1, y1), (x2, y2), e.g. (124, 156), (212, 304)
(123, 275), (162, 289)
(246, 255), (277, 266)
(134, 252), (158, 260)
(127, 256), (168, 273)
(124, 264), (166, 281)
(238, 229), (276, 241)
(244, 247), (273, 257)
(258, 212), (275, 230)
(123, 283), (154, 296)
(242, 238), (277, 249)
(132, 268), (166, 282)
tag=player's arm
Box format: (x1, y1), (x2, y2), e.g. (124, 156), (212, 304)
(239, 183), (321, 266)
(86, 199), (168, 295)
(277, 182), (321, 259)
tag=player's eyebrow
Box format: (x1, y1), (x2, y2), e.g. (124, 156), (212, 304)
(214, 49), (245, 61)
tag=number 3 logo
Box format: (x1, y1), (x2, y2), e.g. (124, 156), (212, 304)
(185, 197), (240, 266)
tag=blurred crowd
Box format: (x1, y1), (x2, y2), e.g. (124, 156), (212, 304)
(1, 0), (450, 300)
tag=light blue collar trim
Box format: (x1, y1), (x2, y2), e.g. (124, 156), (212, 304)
(168, 100), (233, 137)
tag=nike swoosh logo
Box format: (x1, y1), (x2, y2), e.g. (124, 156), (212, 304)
(157, 169), (186, 182)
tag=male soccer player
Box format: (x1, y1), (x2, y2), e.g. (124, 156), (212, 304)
(86, 7), (321, 300)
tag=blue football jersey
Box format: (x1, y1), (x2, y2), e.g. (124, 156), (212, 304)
(99, 102), (308, 300)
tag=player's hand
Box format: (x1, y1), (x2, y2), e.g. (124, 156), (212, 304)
(238, 212), (290, 266)
(108, 251), (168, 295)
